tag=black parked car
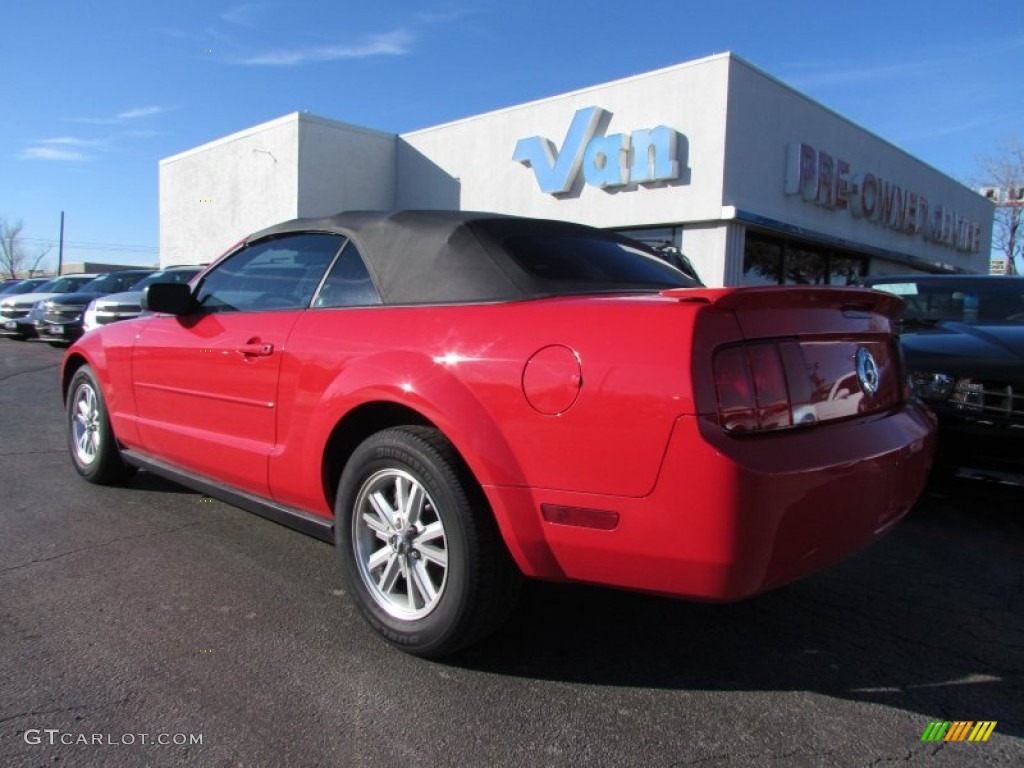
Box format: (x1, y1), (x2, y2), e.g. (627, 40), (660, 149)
(36, 270), (154, 344)
(866, 274), (1024, 486)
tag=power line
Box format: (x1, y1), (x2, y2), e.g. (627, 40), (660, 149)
(19, 236), (160, 254)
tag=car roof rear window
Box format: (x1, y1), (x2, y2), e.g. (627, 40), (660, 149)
(502, 234), (697, 292)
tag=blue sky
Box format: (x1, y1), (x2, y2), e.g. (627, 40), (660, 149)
(1, 0), (1022, 269)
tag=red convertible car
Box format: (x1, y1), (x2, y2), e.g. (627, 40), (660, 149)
(62, 211), (935, 656)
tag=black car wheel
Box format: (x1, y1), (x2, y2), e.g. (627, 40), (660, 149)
(336, 427), (520, 657)
(67, 365), (135, 485)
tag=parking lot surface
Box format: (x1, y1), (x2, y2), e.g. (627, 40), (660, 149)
(2, 341), (1022, 766)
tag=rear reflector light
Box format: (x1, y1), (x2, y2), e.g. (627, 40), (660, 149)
(541, 504), (620, 530)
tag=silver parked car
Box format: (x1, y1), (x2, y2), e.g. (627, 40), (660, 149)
(81, 265), (205, 333)
(1, 275), (97, 340)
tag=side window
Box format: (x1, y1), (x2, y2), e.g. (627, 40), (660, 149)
(313, 242), (382, 308)
(194, 233), (343, 313)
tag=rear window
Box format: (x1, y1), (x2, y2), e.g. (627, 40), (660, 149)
(870, 279), (1024, 323)
(503, 235), (698, 292)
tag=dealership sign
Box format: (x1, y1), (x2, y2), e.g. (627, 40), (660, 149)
(513, 106), (680, 195)
(786, 143), (982, 253)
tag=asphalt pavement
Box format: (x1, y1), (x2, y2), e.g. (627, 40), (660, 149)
(1, 340), (1022, 767)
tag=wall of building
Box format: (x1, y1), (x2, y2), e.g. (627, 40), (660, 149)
(297, 116), (396, 218)
(722, 58), (992, 274)
(160, 114), (300, 265)
(157, 54), (993, 283)
(61, 262), (151, 275)
(161, 114), (402, 266)
(679, 224), (731, 286)
(399, 54), (732, 230)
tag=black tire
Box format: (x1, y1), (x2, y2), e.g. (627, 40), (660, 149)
(335, 427), (521, 657)
(66, 364), (135, 485)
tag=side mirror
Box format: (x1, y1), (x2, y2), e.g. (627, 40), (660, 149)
(143, 282), (197, 315)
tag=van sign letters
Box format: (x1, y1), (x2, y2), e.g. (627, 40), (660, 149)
(513, 106), (680, 195)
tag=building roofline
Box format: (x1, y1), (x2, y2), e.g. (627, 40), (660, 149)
(160, 112), (395, 166)
(723, 56), (978, 192)
(400, 52), (736, 138)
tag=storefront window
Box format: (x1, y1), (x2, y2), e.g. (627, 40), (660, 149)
(784, 246), (827, 285)
(829, 256), (866, 285)
(743, 232), (867, 286)
(742, 237), (783, 285)
(616, 226), (682, 252)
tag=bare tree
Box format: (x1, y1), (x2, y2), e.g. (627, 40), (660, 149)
(976, 138), (1024, 276)
(0, 218), (51, 279)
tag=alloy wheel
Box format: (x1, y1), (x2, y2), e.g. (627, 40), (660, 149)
(352, 468), (449, 620)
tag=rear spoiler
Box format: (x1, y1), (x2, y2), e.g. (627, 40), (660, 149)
(659, 285), (905, 318)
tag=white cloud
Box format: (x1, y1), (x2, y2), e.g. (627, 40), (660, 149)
(783, 59), (935, 89)
(21, 127), (156, 162)
(783, 36), (1024, 91)
(71, 105), (171, 124)
(221, 2), (270, 27)
(238, 29), (413, 66)
(20, 146), (89, 161)
(38, 136), (105, 147)
(117, 105), (166, 120)
(415, 8), (484, 25)
(70, 116), (120, 125)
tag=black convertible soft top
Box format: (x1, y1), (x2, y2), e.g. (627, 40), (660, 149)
(248, 210), (696, 305)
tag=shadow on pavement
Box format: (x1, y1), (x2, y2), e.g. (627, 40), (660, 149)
(450, 483), (1024, 736)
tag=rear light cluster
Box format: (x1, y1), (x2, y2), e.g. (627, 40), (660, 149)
(712, 339), (898, 434)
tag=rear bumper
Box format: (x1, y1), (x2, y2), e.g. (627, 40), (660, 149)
(932, 412), (1024, 487)
(485, 402), (936, 599)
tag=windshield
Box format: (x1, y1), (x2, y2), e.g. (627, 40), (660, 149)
(2, 278), (51, 296)
(133, 268), (201, 290)
(38, 275), (96, 294)
(870, 278), (1024, 323)
(82, 272), (151, 294)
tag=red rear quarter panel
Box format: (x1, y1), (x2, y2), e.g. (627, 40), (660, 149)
(270, 296), (704, 515)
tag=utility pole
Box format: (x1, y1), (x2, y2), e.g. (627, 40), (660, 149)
(57, 211), (65, 276)
(980, 187), (1023, 275)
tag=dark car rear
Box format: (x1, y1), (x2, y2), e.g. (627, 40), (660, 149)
(866, 275), (1024, 486)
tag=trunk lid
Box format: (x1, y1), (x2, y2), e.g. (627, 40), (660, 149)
(667, 286), (905, 432)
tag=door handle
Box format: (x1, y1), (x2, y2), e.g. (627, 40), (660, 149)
(237, 341), (274, 357)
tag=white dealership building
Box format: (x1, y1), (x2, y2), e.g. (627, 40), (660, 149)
(160, 53), (993, 285)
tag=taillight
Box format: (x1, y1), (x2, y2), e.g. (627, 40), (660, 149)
(713, 346), (758, 432)
(746, 343), (791, 430)
(714, 342), (796, 433)
(713, 338), (900, 434)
